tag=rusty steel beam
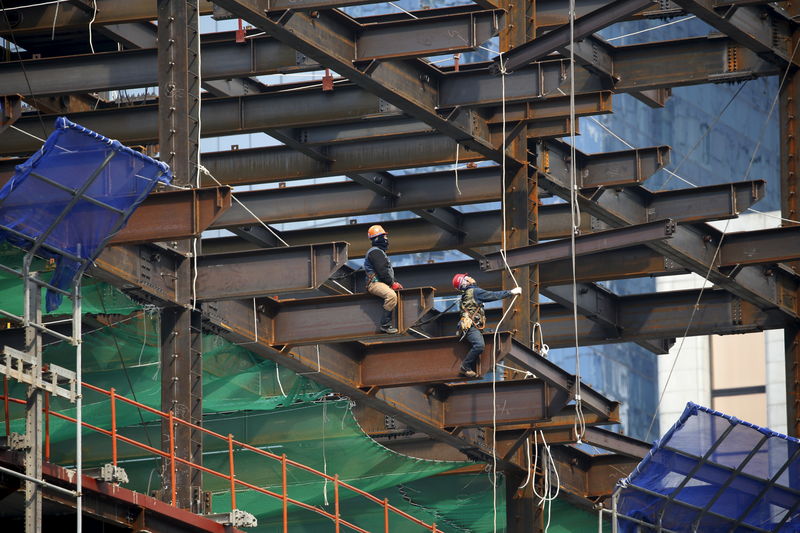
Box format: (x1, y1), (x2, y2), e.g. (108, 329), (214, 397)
(719, 226), (800, 267)
(110, 186), (232, 244)
(539, 427), (650, 459)
(203, 288), (434, 345)
(0, 95), (21, 135)
(669, 0), (794, 66)
(202, 209), (584, 257)
(212, 0), (507, 165)
(444, 380), (569, 427)
(535, 141), (800, 320)
(201, 312), (599, 467)
(0, 450), (235, 533)
(195, 243), (349, 300)
(480, 219), (676, 271)
(504, 338), (618, 417)
(358, 333), (513, 387)
(547, 445), (640, 499)
(91, 244), (185, 306)
(422, 288), (788, 347)
(491, 0), (656, 73)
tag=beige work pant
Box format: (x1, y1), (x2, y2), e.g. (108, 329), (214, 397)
(368, 281), (398, 311)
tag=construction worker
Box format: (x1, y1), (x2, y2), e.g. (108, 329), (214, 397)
(452, 273), (521, 378)
(365, 225), (403, 334)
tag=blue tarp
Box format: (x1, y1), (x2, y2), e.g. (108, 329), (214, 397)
(617, 402), (800, 532)
(0, 117), (172, 310)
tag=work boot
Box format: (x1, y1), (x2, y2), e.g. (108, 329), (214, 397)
(379, 309), (398, 334)
(458, 366), (479, 379)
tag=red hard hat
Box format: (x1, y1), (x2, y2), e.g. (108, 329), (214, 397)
(367, 224), (387, 239)
(452, 273), (468, 290)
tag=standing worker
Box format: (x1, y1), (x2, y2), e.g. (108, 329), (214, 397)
(452, 273), (521, 377)
(365, 225), (403, 334)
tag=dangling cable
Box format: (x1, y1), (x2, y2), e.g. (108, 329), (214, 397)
(454, 143), (462, 196)
(567, 0), (586, 443)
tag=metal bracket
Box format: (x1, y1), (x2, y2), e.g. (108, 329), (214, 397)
(97, 464), (129, 485)
(0, 346), (77, 402)
(205, 509), (258, 528)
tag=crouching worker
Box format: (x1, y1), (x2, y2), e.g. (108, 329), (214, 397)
(365, 225), (403, 334)
(452, 273), (521, 378)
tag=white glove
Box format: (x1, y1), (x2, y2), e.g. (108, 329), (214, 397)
(510, 286), (522, 295)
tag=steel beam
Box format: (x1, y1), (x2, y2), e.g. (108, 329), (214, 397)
(503, 337), (618, 417)
(195, 243), (349, 300)
(548, 445), (640, 499)
(358, 333), (513, 387)
(535, 142), (800, 319)
(669, 0), (794, 66)
(491, 0), (656, 73)
(212, 1), (507, 164)
(421, 288), (788, 347)
(444, 380), (569, 427)
(481, 219), (676, 270)
(539, 427), (650, 459)
(110, 187), (232, 244)
(91, 244), (185, 306)
(203, 288), (434, 345)
(719, 226), (800, 266)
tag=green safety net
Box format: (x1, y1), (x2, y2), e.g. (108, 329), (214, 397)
(0, 243), (141, 316)
(0, 248), (596, 531)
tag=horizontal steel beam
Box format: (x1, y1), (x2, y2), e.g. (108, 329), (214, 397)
(719, 226), (800, 266)
(481, 219), (676, 270)
(358, 333), (513, 387)
(535, 141), (800, 319)
(548, 445), (640, 499)
(492, 0), (656, 73)
(196, 243), (349, 300)
(444, 380), (569, 427)
(539, 427), (650, 459)
(203, 288), (434, 345)
(202, 208), (586, 257)
(421, 288), (788, 346)
(91, 244), (185, 306)
(110, 186), (232, 245)
(669, 0), (794, 66)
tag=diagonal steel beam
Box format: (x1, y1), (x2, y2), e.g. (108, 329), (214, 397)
(491, 0), (656, 73)
(669, 0), (794, 66)
(212, 0), (508, 164)
(480, 219), (677, 270)
(535, 141), (800, 319)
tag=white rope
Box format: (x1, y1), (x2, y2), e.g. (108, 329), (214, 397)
(88, 0), (97, 54)
(387, 2), (418, 19)
(198, 165), (291, 247)
(454, 143), (462, 195)
(567, 0), (587, 443)
(606, 15), (696, 42)
(0, 0), (67, 11)
(50, 0), (59, 40)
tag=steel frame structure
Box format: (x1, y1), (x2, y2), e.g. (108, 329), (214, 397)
(2, 0), (800, 531)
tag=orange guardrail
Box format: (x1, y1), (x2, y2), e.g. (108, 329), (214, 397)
(2, 381), (440, 533)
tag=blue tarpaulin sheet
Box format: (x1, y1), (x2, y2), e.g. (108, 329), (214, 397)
(0, 117), (172, 310)
(617, 402), (800, 532)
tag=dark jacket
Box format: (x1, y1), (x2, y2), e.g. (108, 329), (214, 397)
(364, 246), (395, 285)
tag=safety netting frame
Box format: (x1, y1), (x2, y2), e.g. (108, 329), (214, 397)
(0, 116), (172, 311)
(613, 402), (800, 532)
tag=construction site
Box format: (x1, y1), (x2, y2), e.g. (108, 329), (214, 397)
(0, 0), (799, 531)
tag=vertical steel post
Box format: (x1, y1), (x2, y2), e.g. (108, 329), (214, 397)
(110, 388), (117, 466)
(74, 277), (82, 533)
(781, 1), (800, 438)
(500, 0), (539, 530)
(282, 453), (288, 532)
(4, 376), (10, 436)
(23, 267), (42, 533)
(158, 0), (203, 509)
(228, 434), (236, 510)
(44, 392), (49, 462)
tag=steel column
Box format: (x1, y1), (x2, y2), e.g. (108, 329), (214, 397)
(781, 1), (800, 437)
(23, 275), (42, 533)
